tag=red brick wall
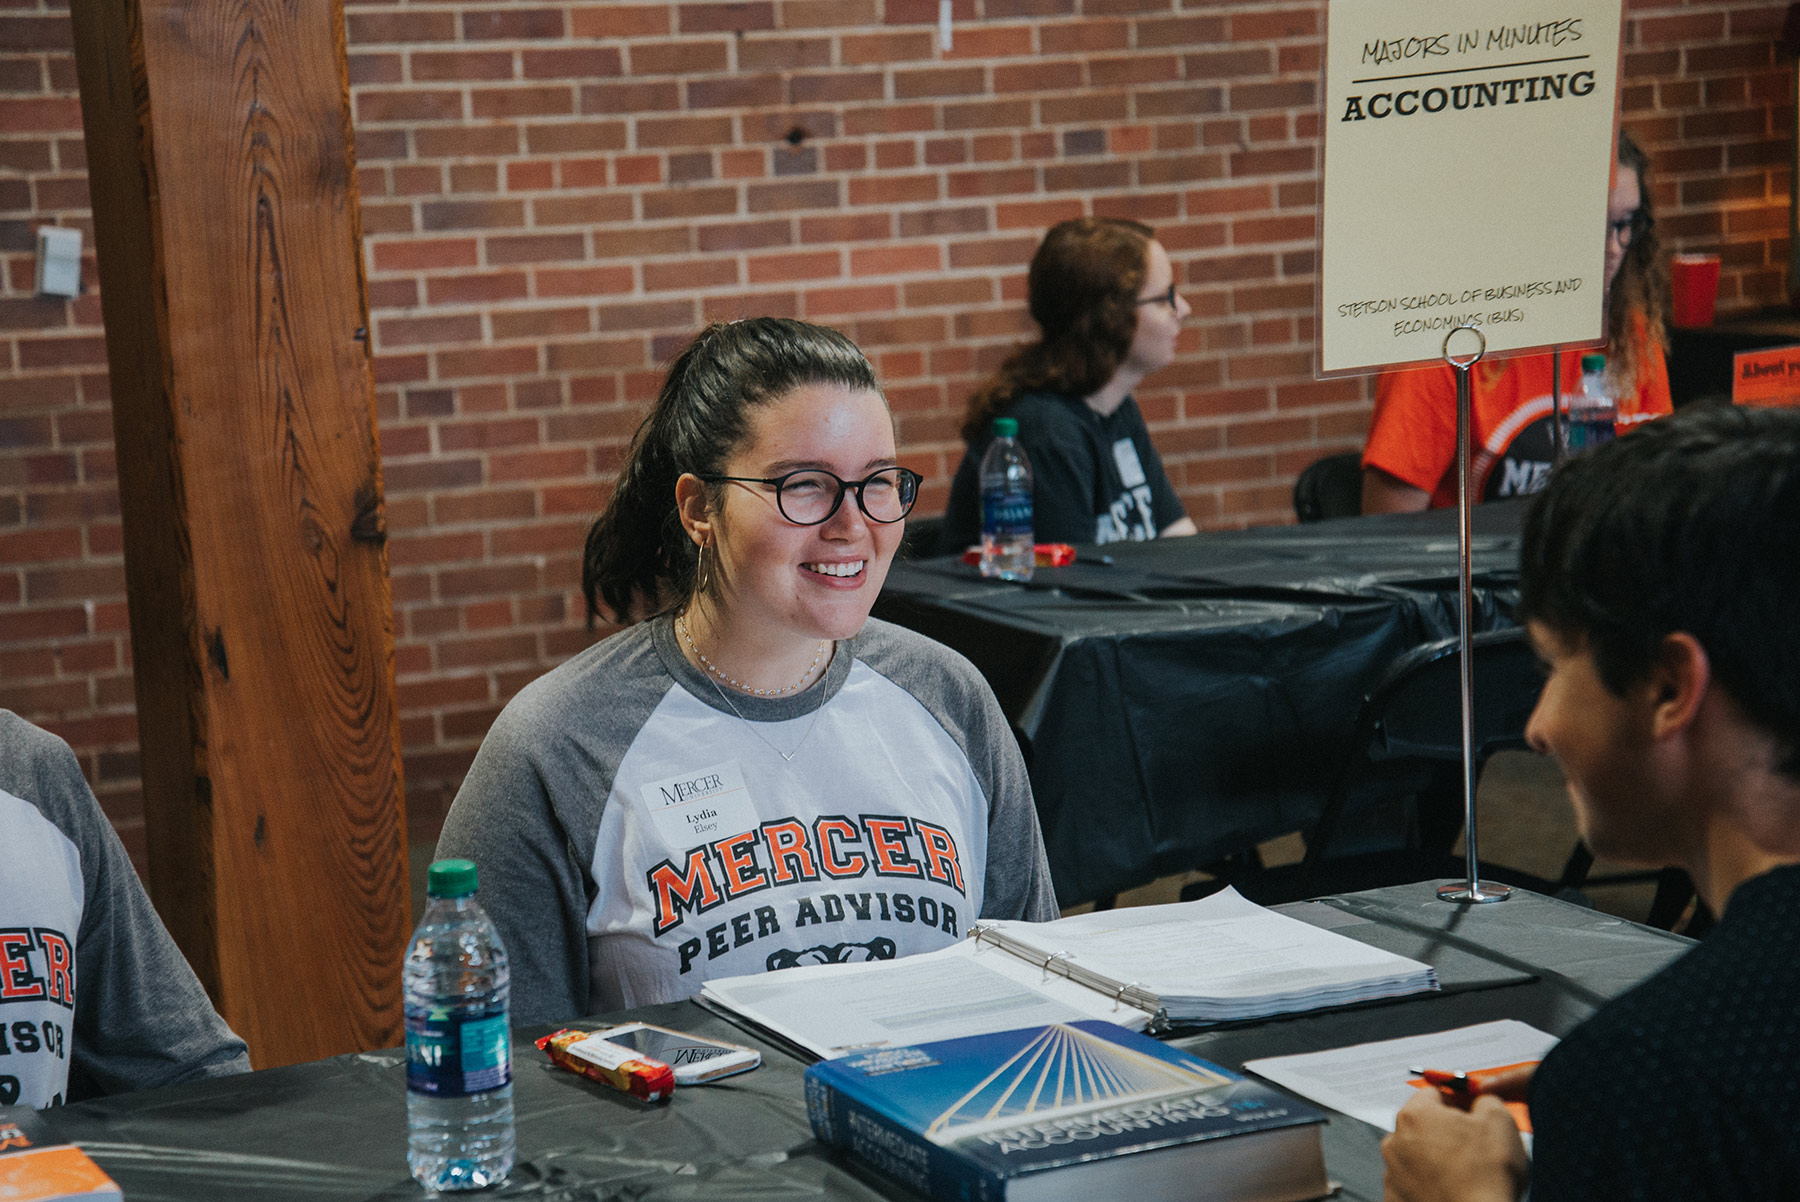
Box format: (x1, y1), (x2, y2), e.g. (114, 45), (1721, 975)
(0, 3), (135, 840)
(1, 0), (1794, 864)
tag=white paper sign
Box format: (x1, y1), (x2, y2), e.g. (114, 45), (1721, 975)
(1319, 0), (1625, 374)
(639, 760), (758, 849)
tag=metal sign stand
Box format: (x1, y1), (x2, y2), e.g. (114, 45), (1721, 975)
(1436, 325), (1512, 906)
(1550, 345), (1565, 465)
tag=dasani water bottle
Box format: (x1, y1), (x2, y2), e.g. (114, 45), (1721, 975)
(979, 417), (1034, 581)
(1565, 352), (1617, 453)
(406, 859), (515, 1191)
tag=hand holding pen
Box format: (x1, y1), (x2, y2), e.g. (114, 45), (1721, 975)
(1410, 1067), (1477, 1109)
(1408, 1064), (1535, 1111)
(1384, 1065), (1536, 1202)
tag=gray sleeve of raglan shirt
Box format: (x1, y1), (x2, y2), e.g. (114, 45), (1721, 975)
(850, 620), (1060, 923)
(436, 626), (669, 1025)
(0, 711), (250, 1101)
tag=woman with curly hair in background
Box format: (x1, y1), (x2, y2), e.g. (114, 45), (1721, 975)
(940, 217), (1199, 550)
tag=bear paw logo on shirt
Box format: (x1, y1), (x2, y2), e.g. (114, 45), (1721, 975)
(766, 937), (897, 970)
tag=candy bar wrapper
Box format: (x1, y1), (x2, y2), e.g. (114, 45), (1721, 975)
(957, 542), (1076, 567)
(536, 1029), (676, 1102)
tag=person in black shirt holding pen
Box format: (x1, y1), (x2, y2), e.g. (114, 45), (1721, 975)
(1380, 405), (1800, 1202)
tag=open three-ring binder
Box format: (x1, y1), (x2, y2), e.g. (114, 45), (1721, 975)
(967, 922), (1167, 1028)
(704, 887), (1437, 1060)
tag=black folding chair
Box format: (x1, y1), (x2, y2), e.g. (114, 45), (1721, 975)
(1224, 628), (1562, 905)
(1558, 846), (1701, 932)
(899, 514), (944, 559)
(1223, 627), (1698, 928)
(1292, 451), (1364, 522)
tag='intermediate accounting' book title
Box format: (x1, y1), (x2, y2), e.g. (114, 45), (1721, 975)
(804, 1021), (1328, 1202)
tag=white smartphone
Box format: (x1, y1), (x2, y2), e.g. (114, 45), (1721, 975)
(595, 1023), (761, 1085)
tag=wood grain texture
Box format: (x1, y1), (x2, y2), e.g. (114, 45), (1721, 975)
(70, 0), (407, 1067)
(67, 0), (222, 995)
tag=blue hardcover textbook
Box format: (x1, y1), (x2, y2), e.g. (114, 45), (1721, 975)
(804, 1020), (1328, 1202)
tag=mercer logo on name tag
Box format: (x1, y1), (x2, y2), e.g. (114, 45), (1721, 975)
(640, 760), (758, 849)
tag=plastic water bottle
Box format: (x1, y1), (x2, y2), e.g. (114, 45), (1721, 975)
(979, 417), (1034, 581)
(1565, 352), (1617, 452)
(405, 859), (514, 1191)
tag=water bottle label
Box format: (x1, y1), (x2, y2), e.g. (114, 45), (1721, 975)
(981, 489), (1033, 538)
(406, 1006), (512, 1097)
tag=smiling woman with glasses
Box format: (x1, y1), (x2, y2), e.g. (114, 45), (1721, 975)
(436, 316), (1057, 1023)
(941, 216), (1199, 553)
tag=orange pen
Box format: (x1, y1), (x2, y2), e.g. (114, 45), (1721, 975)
(1410, 1066), (1478, 1109)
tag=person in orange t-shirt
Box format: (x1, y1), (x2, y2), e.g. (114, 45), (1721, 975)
(1363, 130), (1674, 513)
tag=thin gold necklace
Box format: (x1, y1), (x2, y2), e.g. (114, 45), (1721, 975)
(705, 668), (829, 763)
(675, 615), (833, 763)
(675, 614), (828, 696)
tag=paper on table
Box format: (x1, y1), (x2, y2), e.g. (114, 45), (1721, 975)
(1242, 1019), (1558, 1133)
(701, 938), (1148, 1060)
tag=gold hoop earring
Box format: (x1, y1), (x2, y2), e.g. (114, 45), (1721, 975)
(695, 542), (713, 595)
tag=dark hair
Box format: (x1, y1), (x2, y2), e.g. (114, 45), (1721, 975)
(960, 217), (1153, 443)
(582, 318), (881, 625)
(1607, 129), (1670, 396)
(1519, 405), (1800, 779)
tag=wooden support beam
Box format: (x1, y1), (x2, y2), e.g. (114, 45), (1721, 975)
(68, 0), (408, 1068)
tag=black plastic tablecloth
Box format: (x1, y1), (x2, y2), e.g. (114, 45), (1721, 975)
(875, 503), (1528, 905)
(43, 882), (1689, 1202)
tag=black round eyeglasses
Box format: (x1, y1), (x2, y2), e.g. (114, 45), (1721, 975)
(1607, 209), (1648, 245)
(695, 467), (923, 526)
(1136, 283), (1180, 309)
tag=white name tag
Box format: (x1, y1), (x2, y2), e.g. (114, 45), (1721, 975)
(1112, 437), (1147, 488)
(640, 760), (759, 850)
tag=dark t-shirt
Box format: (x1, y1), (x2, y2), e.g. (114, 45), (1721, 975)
(943, 391), (1186, 550)
(1527, 863), (1800, 1200)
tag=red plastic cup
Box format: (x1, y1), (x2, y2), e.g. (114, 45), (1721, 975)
(1670, 253), (1721, 328)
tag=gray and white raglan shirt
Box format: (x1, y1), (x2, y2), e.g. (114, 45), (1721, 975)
(0, 710), (249, 1108)
(437, 616), (1059, 1024)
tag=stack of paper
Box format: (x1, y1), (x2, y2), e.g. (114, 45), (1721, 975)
(977, 888), (1438, 1023)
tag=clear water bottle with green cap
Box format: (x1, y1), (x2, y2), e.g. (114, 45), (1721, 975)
(405, 859), (514, 1191)
(979, 416), (1034, 581)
